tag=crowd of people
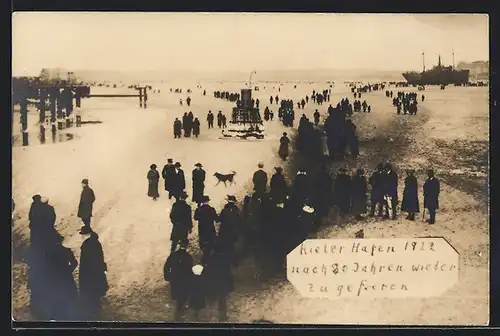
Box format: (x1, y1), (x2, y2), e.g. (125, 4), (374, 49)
(25, 180), (106, 321)
(214, 91), (240, 103)
(390, 91), (420, 115)
(172, 111), (202, 138)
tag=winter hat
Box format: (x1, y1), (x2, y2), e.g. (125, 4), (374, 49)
(226, 195), (237, 202)
(81, 178), (89, 185)
(195, 163), (203, 167)
(32, 194), (42, 202)
(192, 264), (204, 276)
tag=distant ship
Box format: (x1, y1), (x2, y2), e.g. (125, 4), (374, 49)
(402, 52), (469, 85)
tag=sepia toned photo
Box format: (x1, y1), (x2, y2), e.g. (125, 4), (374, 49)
(11, 12), (489, 325)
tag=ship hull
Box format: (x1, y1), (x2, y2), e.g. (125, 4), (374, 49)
(402, 69), (469, 85)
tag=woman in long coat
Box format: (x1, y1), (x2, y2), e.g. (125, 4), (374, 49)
(278, 132), (290, 161)
(192, 118), (201, 138)
(401, 169), (420, 221)
(147, 164), (160, 200)
(79, 231), (108, 320)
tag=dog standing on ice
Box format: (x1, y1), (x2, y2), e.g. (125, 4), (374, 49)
(213, 171), (236, 187)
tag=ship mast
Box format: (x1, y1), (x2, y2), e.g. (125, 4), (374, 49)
(438, 54), (442, 67)
(452, 49), (455, 69)
(422, 51), (425, 72)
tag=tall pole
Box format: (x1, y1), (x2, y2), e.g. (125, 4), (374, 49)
(422, 52), (425, 72)
(249, 70), (256, 89)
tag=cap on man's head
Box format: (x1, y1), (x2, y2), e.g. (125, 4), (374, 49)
(175, 162), (181, 167)
(202, 195), (210, 202)
(274, 166), (283, 172)
(167, 158), (173, 163)
(32, 194), (42, 202)
(178, 192), (188, 199)
(227, 195), (237, 202)
(258, 162), (264, 168)
(195, 163), (203, 167)
(81, 178), (89, 185)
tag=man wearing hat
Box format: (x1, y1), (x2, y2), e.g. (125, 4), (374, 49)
(163, 241), (194, 320)
(172, 162), (186, 200)
(270, 167), (288, 204)
(215, 195), (241, 255)
(333, 168), (352, 215)
(252, 163), (268, 198)
(292, 169), (310, 209)
(169, 191), (193, 252)
(278, 133), (290, 161)
(78, 179), (96, 234)
(194, 195), (218, 265)
(162, 158), (176, 199)
(423, 169), (440, 224)
(192, 163), (206, 206)
(402, 169), (420, 221)
(29, 194), (57, 248)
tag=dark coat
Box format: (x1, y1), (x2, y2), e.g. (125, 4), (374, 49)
(29, 201), (57, 247)
(174, 120), (182, 134)
(163, 249), (193, 301)
(216, 203), (240, 252)
(189, 273), (207, 310)
(79, 235), (108, 297)
(270, 172), (287, 203)
(194, 204), (218, 244)
(369, 171), (385, 201)
(205, 252), (233, 298)
(402, 175), (420, 213)
(292, 173), (310, 202)
(350, 175), (367, 216)
(78, 186), (95, 219)
(333, 174), (351, 212)
(423, 177), (440, 210)
(162, 164), (176, 191)
(172, 169), (186, 193)
(252, 169), (268, 194)
(192, 168), (206, 203)
(279, 136), (290, 159)
(170, 200), (193, 241)
(193, 119), (201, 136)
(147, 169), (160, 198)
(384, 170), (399, 200)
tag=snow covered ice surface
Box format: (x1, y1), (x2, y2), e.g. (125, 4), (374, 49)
(12, 82), (489, 325)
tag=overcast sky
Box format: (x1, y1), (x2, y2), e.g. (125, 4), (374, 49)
(12, 12), (489, 76)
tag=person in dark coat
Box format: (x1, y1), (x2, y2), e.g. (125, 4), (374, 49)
(78, 231), (108, 320)
(174, 118), (182, 138)
(350, 168), (368, 220)
(333, 168), (351, 215)
(147, 164), (160, 200)
(278, 132), (290, 161)
(217, 111), (223, 128)
(368, 163), (385, 217)
(189, 264), (207, 319)
(193, 117), (201, 138)
(313, 109), (320, 126)
(291, 169), (310, 210)
(78, 179), (96, 235)
(162, 158), (176, 198)
(29, 195), (57, 248)
(383, 163), (399, 220)
(207, 111), (214, 129)
(215, 195), (241, 256)
(270, 167), (288, 204)
(169, 192), (193, 252)
(164, 241), (194, 320)
(401, 169), (420, 221)
(194, 196), (218, 265)
(313, 165), (332, 221)
(192, 163), (206, 205)
(252, 163), (268, 197)
(44, 232), (79, 320)
(204, 251), (233, 322)
(172, 162), (186, 200)
(423, 169), (440, 224)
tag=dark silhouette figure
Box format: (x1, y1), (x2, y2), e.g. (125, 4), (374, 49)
(252, 163), (268, 197)
(193, 118), (201, 138)
(78, 179), (95, 234)
(164, 242), (194, 320)
(162, 158), (176, 199)
(333, 168), (351, 215)
(215, 196), (241, 256)
(29, 195), (57, 248)
(313, 165), (333, 221)
(270, 167), (288, 204)
(170, 192), (192, 252)
(383, 164), (399, 220)
(350, 168), (368, 220)
(147, 164), (160, 200)
(369, 164), (385, 217)
(278, 132), (290, 161)
(79, 231), (108, 320)
(401, 169), (420, 221)
(192, 163), (206, 205)
(205, 251), (233, 322)
(423, 169), (440, 224)
(171, 162), (186, 200)
(207, 111), (214, 129)
(194, 196), (218, 265)
(174, 118), (182, 138)
(189, 265), (207, 320)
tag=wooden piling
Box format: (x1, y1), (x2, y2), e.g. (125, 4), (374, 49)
(50, 88), (57, 134)
(143, 87), (148, 109)
(56, 88), (64, 130)
(20, 95), (29, 146)
(139, 88), (143, 108)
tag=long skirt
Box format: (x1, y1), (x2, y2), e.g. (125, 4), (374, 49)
(148, 180), (160, 198)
